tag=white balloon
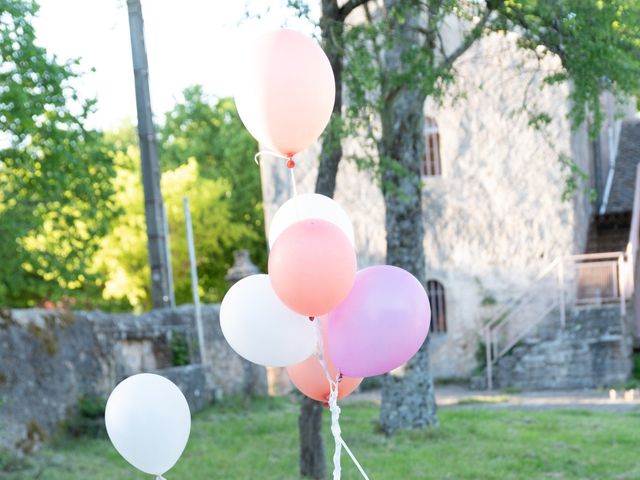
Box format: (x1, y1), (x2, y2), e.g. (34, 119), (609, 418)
(269, 193), (355, 249)
(220, 274), (317, 367)
(105, 374), (191, 476)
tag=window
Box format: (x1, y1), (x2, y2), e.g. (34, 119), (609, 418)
(426, 280), (447, 334)
(422, 117), (442, 177)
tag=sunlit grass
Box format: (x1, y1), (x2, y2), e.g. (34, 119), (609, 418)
(9, 396), (640, 480)
(455, 394), (511, 405)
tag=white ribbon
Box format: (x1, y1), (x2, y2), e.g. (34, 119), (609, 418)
(314, 321), (370, 480)
(254, 150), (297, 197)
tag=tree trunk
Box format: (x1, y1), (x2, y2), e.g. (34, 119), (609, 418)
(378, 0), (438, 435)
(299, 396), (327, 479)
(315, 0), (344, 198)
(300, 2), (344, 477)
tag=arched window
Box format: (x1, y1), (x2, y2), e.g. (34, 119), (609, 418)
(422, 117), (442, 177)
(426, 280), (447, 334)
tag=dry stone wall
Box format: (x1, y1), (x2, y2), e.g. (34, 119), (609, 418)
(474, 303), (634, 390)
(0, 305), (266, 455)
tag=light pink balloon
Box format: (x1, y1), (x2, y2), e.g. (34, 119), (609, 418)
(234, 29), (335, 156)
(328, 266), (431, 377)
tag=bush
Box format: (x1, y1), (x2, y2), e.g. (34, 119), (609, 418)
(64, 395), (107, 438)
(170, 332), (191, 366)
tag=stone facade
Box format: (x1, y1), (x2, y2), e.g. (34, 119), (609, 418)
(260, 32), (637, 380)
(0, 305), (266, 455)
(472, 303), (633, 390)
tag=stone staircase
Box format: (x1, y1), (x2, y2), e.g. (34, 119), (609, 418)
(476, 303), (633, 390)
(474, 118), (640, 390)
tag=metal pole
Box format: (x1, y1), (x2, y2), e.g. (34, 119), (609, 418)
(163, 204), (176, 308)
(618, 254), (626, 316)
(183, 197), (207, 365)
(485, 327), (493, 391)
(126, 0), (172, 309)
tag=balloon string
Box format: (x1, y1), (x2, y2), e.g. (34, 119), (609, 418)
(314, 321), (370, 480)
(253, 150), (291, 165)
(253, 150), (297, 200)
(340, 438), (371, 480)
(289, 166), (297, 198)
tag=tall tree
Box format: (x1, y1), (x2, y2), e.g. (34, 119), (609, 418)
(295, 1), (371, 477)
(0, 0), (117, 307)
(93, 124), (259, 311)
(289, 0), (640, 437)
(343, 0), (640, 434)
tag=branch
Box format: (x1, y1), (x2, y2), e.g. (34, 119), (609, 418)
(338, 0), (371, 20)
(439, 7), (492, 69)
(502, 6), (568, 64)
(436, 30), (447, 61)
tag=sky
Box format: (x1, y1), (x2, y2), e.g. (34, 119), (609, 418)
(33, 0), (318, 131)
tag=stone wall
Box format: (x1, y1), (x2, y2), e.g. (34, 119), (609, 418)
(474, 303), (633, 390)
(0, 305), (266, 455)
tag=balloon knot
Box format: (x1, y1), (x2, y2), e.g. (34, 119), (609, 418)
(309, 316), (315, 322)
(286, 158), (296, 169)
(338, 373), (344, 382)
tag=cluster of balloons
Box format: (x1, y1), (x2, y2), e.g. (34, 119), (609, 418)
(105, 374), (191, 478)
(222, 192), (431, 402)
(223, 29), (432, 403)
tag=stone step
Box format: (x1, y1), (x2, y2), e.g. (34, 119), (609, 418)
(473, 303), (633, 390)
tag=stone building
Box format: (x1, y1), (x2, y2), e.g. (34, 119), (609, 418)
(259, 30), (639, 384)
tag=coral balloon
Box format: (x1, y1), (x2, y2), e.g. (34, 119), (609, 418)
(269, 193), (355, 249)
(287, 318), (362, 402)
(234, 29), (335, 156)
(328, 266), (431, 377)
(269, 219), (356, 317)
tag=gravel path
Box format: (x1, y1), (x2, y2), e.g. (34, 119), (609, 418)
(346, 385), (640, 412)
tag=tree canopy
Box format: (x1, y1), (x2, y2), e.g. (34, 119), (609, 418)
(93, 121), (260, 311)
(0, 0), (117, 306)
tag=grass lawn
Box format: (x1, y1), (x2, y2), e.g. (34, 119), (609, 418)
(6, 396), (640, 479)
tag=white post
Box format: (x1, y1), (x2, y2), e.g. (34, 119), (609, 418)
(183, 197), (207, 366)
(485, 327), (493, 391)
(618, 254), (626, 316)
(163, 204), (176, 308)
(558, 260), (566, 328)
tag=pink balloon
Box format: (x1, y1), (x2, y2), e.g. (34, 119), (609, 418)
(269, 219), (356, 317)
(287, 318), (362, 403)
(328, 266), (430, 377)
(234, 29), (335, 156)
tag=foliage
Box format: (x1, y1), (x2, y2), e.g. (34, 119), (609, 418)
(0, 0), (117, 307)
(159, 87), (267, 272)
(334, 0), (640, 192)
(19, 398), (640, 479)
(492, 0), (640, 134)
(64, 395), (107, 438)
(92, 125), (258, 310)
(170, 332), (191, 366)
(76, 395), (107, 420)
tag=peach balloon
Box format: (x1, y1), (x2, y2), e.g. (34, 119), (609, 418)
(287, 318), (362, 402)
(268, 219), (356, 317)
(233, 29), (335, 156)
